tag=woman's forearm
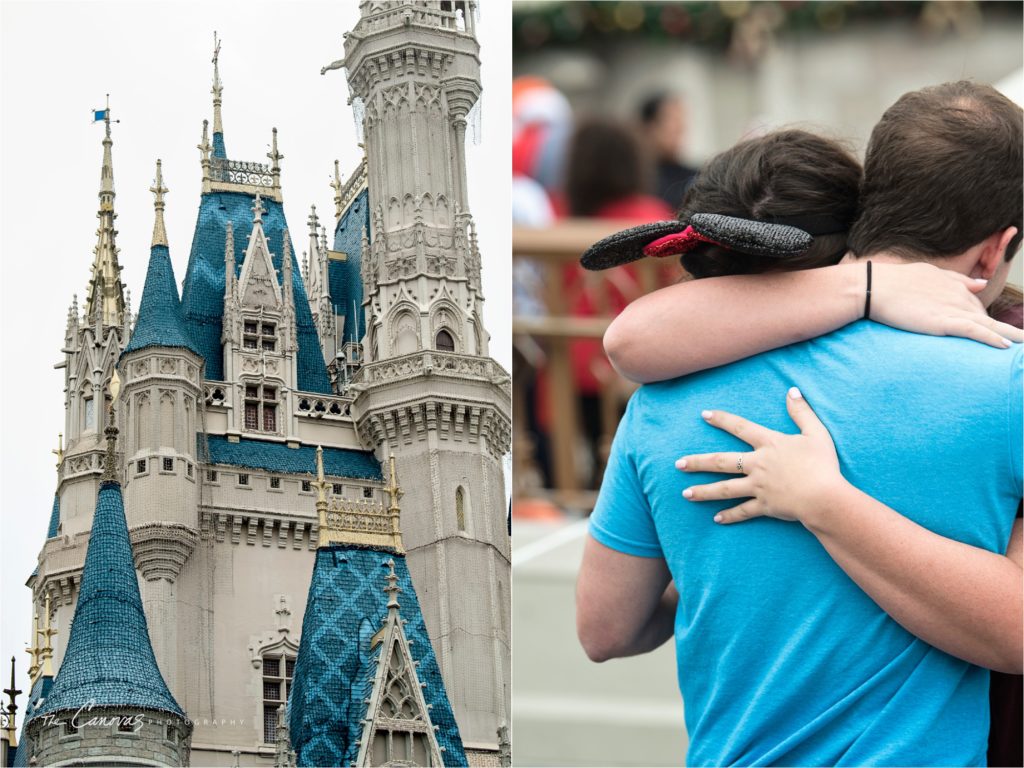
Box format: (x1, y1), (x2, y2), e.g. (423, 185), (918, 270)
(604, 264), (863, 383)
(805, 482), (1023, 673)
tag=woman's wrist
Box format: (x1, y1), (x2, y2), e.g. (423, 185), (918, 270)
(800, 475), (861, 534)
(835, 262), (867, 325)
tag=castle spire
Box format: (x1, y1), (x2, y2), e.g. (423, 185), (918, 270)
(24, 612), (40, 683)
(211, 32), (227, 158)
(2, 655), (20, 750)
(150, 159), (169, 247)
(85, 97), (126, 329)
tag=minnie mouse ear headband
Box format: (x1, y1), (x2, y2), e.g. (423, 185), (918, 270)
(580, 212), (847, 271)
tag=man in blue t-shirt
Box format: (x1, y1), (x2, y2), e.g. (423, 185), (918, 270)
(577, 82), (1023, 766)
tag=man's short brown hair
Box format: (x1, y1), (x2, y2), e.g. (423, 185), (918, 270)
(849, 81), (1022, 261)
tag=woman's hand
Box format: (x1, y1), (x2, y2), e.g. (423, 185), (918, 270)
(676, 387), (847, 524)
(868, 261), (1022, 347)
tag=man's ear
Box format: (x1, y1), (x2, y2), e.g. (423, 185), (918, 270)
(971, 226), (1019, 279)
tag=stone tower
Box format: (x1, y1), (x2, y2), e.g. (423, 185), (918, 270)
(35, 107), (131, 682)
(119, 160), (205, 698)
(334, 0), (511, 752)
(22, 413), (192, 767)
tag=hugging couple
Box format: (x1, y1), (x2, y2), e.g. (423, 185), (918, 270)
(576, 81), (1022, 767)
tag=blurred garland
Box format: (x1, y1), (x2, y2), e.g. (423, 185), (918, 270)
(513, 1), (1022, 51)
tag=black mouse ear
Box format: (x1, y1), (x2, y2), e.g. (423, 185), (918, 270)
(690, 214), (813, 258)
(580, 221), (687, 270)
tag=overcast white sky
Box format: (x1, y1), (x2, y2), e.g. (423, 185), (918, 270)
(0, 0), (512, 711)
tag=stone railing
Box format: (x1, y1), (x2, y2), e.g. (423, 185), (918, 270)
(210, 158), (273, 188)
(354, 350), (510, 393)
(319, 496), (402, 552)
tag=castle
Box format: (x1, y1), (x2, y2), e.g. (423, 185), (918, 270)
(2, 2), (510, 766)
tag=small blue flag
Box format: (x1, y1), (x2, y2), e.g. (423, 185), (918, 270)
(93, 109), (107, 122)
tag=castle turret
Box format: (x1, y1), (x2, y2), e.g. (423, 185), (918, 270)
(23, 404), (192, 767)
(119, 160), (204, 700)
(289, 449), (466, 767)
(329, 2), (511, 754)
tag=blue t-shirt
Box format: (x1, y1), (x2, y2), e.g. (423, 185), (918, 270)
(591, 321), (1022, 767)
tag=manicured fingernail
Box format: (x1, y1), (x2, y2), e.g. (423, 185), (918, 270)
(701, 410), (713, 421)
(789, 386), (802, 400)
(683, 488), (694, 499)
(974, 278), (989, 284)
(713, 514), (723, 523)
(1001, 337), (1012, 348)
(675, 458), (687, 469)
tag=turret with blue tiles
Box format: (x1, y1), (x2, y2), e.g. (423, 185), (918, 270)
(118, 160), (204, 707)
(330, 1), (511, 756)
(289, 448), (466, 767)
(33, 107), (132, 707)
(22, 400), (192, 767)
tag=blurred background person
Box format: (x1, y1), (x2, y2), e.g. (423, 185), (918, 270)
(638, 92), (700, 211)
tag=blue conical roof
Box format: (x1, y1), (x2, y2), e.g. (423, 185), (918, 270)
(46, 492), (60, 538)
(289, 548), (467, 767)
(123, 245), (202, 359)
(33, 481), (185, 719)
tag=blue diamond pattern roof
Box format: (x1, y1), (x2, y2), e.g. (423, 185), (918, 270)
(330, 188), (369, 345)
(46, 492), (60, 538)
(32, 481), (185, 721)
(123, 245), (203, 359)
(12, 674), (52, 767)
(289, 548), (467, 768)
(180, 191), (331, 393)
(203, 434), (382, 481)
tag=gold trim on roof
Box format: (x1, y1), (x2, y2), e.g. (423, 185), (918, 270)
(313, 446), (404, 553)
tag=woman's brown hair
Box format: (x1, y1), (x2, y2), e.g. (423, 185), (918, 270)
(678, 130), (862, 279)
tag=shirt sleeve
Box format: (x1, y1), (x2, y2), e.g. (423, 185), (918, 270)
(590, 392), (663, 558)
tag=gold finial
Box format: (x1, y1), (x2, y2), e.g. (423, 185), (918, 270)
(386, 454), (404, 554)
(252, 193), (265, 225)
(330, 160), (344, 220)
(150, 159), (169, 247)
(211, 32), (224, 135)
(25, 613), (40, 682)
(52, 434), (64, 471)
(3, 655), (20, 749)
(314, 446), (330, 546)
(101, 376), (120, 482)
(384, 559), (401, 613)
(38, 594), (56, 679)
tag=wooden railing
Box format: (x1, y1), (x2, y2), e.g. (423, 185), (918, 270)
(512, 220), (667, 510)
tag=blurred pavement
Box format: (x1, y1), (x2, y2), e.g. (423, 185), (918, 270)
(513, 518), (687, 766)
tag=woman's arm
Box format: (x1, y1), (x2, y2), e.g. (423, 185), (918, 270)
(605, 261), (1021, 384)
(678, 389), (1023, 673)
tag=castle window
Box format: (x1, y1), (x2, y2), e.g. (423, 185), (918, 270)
(456, 486), (466, 532)
(187, 463), (193, 478)
(64, 720), (79, 736)
(136, 459), (147, 474)
(244, 320), (277, 352)
(162, 457), (174, 472)
(207, 469), (218, 482)
(332, 483), (343, 496)
(239, 473), (250, 486)
(363, 487), (374, 499)
(244, 383), (278, 434)
(84, 397), (96, 431)
(117, 719), (136, 733)
(270, 477), (281, 490)
(262, 652), (294, 743)
(301, 480), (312, 492)
(435, 329), (455, 352)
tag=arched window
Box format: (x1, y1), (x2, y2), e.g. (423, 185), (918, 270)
(436, 329), (455, 352)
(455, 486), (466, 532)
